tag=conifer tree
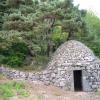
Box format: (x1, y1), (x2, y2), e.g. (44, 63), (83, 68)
(0, 0), (88, 67)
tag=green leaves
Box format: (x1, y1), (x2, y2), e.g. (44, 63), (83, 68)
(51, 26), (69, 45)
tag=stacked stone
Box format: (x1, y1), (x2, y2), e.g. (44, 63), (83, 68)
(45, 40), (100, 91)
(0, 67), (39, 82)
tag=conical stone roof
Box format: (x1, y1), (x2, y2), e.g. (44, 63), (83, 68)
(47, 40), (99, 69)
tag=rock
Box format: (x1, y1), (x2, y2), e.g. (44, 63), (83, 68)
(51, 73), (56, 77)
(59, 81), (65, 87)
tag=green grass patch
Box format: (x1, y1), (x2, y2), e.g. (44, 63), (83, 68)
(96, 91), (100, 96)
(0, 81), (28, 100)
(37, 95), (43, 100)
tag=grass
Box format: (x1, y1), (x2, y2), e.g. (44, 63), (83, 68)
(0, 81), (28, 100)
(37, 95), (43, 100)
(96, 91), (100, 96)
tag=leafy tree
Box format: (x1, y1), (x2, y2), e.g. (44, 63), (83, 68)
(85, 12), (100, 38)
(82, 11), (100, 58)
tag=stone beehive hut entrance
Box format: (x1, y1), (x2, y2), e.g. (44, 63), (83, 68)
(73, 70), (83, 91)
(44, 40), (100, 92)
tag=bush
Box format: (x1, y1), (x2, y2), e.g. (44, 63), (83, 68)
(0, 42), (28, 67)
(2, 55), (24, 67)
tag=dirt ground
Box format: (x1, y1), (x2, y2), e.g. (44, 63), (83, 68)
(0, 76), (100, 100)
(24, 81), (100, 100)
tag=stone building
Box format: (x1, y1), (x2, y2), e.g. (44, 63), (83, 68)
(39, 40), (100, 92)
(0, 40), (100, 92)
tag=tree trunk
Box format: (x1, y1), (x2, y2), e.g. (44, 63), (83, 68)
(67, 31), (73, 40)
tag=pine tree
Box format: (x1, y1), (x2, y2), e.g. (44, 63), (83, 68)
(0, 0), (7, 30)
(0, 0), (88, 67)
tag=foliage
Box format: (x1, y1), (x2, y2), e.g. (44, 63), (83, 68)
(51, 26), (69, 46)
(3, 21), (33, 31)
(84, 12), (100, 38)
(82, 11), (100, 58)
(0, 0), (8, 29)
(0, 42), (28, 67)
(0, 0), (87, 68)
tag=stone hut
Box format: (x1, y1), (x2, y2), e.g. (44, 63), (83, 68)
(0, 40), (100, 92)
(39, 40), (100, 92)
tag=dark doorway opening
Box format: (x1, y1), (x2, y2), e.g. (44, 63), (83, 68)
(73, 70), (83, 91)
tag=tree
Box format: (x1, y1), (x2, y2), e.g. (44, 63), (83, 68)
(82, 11), (100, 58)
(0, 0), (88, 67)
(25, 0), (33, 5)
(7, 0), (22, 7)
(0, 0), (7, 30)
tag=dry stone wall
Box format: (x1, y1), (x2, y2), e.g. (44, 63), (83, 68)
(0, 65), (100, 92)
(0, 67), (39, 82)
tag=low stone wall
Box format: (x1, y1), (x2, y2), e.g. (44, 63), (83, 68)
(0, 67), (41, 82)
(0, 66), (100, 92)
(0, 66), (54, 86)
(0, 66), (73, 89)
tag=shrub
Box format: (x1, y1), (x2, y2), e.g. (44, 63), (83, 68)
(0, 42), (28, 67)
